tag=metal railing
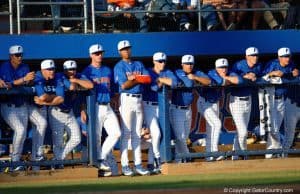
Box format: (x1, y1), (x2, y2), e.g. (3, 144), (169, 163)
(5, 1), (290, 34)
(16, 0), (88, 34)
(0, 0), (13, 34)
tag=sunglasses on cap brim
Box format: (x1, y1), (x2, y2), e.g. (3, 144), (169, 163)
(217, 66), (228, 68)
(280, 55), (291, 58)
(183, 63), (194, 65)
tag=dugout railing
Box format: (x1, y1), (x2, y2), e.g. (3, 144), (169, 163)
(8, 0), (290, 34)
(0, 0), (13, 34)
(1, 79), (300, 171)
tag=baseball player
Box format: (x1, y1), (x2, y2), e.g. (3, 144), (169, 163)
(0, 45), (47, 172)
(262, 47), (298, 159)
(171, 55), (211, 163)
(230, 47), (263, 160)
(142, 52), (178, 172)
(284, 76), (300, 155)
(198, 58), (241, 162)
(114, 40), (151, 176)
(33, 59), (72, 168)
(82, 44), (121, 173)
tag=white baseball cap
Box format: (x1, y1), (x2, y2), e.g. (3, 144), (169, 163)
(153, 52), (167, 61)
(9, 45), (23, 54)
(41, 59), (55, 70)
(63, 60), (77, 70)
(215, 58), (229, 68)
(246, 47), (259, 56)
(278, 47), (291, 57)
(118, 40), (131, 51)
(89, 44), (104, 54)
(181, 55), (194, 64)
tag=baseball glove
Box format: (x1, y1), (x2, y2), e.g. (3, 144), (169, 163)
(135, 75), (151, 84)
(247, 131), (257, 145)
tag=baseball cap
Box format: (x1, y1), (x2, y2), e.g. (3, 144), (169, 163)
(246, 47), (259, 56)
(41, 59), (55, 70)
(153, 52), (167, 61)
(118, 40), (131, 51)
(89, 44), (104, 54)
(181, 55), (194, 64)
(63, 60), (77, 70)
(9, 45), (23, 54)
(278, 47), (291, 57)
(215, 58), (229, 68)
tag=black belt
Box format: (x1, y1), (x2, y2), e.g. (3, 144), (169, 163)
(236, 96), (250, 101)
(173, 105), (189, 110)
(275, 95), (283, 100)
(126, 93), (141, 98)
(145, 101), (158, 106)
(97, 102), (109, 105)
(7, 103), (23, 108)
(54, 107), (71, 113)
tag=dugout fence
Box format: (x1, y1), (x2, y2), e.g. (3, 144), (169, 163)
(0, 79), (300, 171)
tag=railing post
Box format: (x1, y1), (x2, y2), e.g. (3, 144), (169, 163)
(9, 0), (13, 34)
(87, 89), (97, 166)
(158, 86), (172, 162)
(17, 0), (21, 34)
(83, 0), (88, 33)
(91, 0), (96, 33)
(198, 2), (202, 31)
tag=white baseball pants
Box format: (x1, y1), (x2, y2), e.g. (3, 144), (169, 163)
(142, 101), (161, 159)
(229, 96), (251, 152)
(119, 93), (144, 166)
(197, 97), (221, 154)
(95, 104), (121, 161)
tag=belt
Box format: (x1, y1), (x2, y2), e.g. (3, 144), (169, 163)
(54, 107), (71, 113)
(97, 102), (109, 105)
(236, 96), (250, 101)
(172, 104), (189, 110)
(275, 95), (283, 100)
(7, 103), (23, 108)
(145, 101), (158, 106)
(125, 93), (141, 98)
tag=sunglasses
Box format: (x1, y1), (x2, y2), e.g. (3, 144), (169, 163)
(14, 53), (23, 57)
(66, 68), (77, 71)
(184, 63), (194, 65)
(156, 60), (166, 63)
(93, 52), (103, 56)
(45, 68), (55, 71)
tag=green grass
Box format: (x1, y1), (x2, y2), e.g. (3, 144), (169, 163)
(1, 171), (300, 194)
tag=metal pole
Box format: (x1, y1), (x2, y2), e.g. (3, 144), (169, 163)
(17, 0), (21, 34)
(9, 0), (13, 34)
(87, 90), (97, 166)
(83, 0), (87, 34)
(158, 86), (172, 163)
(198, 3), (202, 31)
(91, 0), (95, 33)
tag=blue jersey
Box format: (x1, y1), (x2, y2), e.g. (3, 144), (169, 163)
(200, 69), (240, 103)
(263, 59), (296, 97)
(82, 64), (113, 104)
(231, 59), (263, 97)
(34, 71), (65, 98)
(172, 69), (208, 106)
(142, 68), (178, 102)
(287, 77), (300, 104)
(0, 61), (30, 106)
(61, 73), (88, 113)
(114, 60), (149, 94)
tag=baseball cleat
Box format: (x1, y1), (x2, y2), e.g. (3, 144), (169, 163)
(205, 157), (215, 162)
(122, 165), (134, 176)
(265, 154), (273, 159)
(12, 166), (25, 172)
(98, 162), (111, 172)
(231, 155), (239, 161)
(215, 156), (225, 161)
(134, 164), (150, 176)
